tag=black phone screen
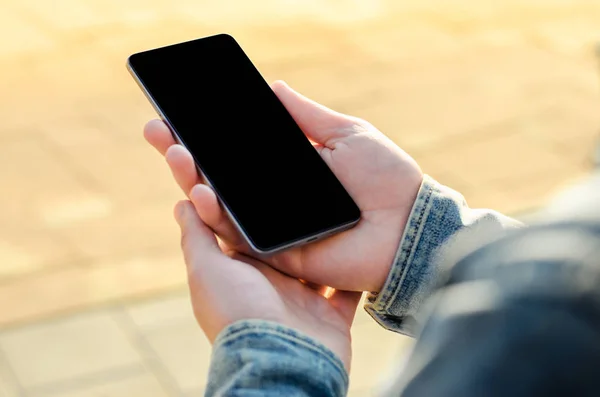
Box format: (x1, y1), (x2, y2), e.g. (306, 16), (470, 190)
(128, 34), (360, 252)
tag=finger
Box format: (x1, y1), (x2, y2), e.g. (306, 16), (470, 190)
(144, 119), (175, 156)
(165, 145), (200, 195)
(271, 80), (357, 146)
(189, 184), (247, 248)
(328, 290), (363, 325)
(174, 200), (222, 273)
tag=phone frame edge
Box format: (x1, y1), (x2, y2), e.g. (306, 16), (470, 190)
(126, 59), (360, 255)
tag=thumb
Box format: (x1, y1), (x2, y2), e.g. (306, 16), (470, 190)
(174, 200), (221, 272)
(271, 80), (357, 146)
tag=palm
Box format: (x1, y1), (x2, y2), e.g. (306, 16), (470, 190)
(189, 250), (359, 368)
(271, 122), (422, 292)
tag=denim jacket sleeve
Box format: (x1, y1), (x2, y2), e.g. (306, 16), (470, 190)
(205, 320), (349, 396)
(203, 176), (522, 396)
(381, 172), (600, 397)
(364, 175), (523, 336)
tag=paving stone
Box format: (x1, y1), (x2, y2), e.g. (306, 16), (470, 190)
(345, 19), (463, 63)
(96, 20), (216, 64)
(56, 138), (181, 207)
(234, 23), (355, 65)
(125, 292), (193, 331)
(15, 0), (113, 32)
(28, 48), (132, 99)
(73, 96), (159, 145)
(0, 312), (142, 389)
(518, 97), (600, 166)
(347, 388), (376, 397)
(57, 200), (180, 259)
(530, 17), (600, 56)
(0, 6), (55, 57)
(142, 315), (211, 393)
(183, 388), (205, 397)
(356, 46), (595, 152)
(0, 229), (79, 280)
(261, 54), (396, 113)
(37, 116), (118, 149)
(417, 132), (566, 187)
(0, 252), (186, 326)
(169, 0), (345, 26)
(31, 372), (170, 397)
(0, 137), (108, 230)
(0, 354), (20, 397)
(350, 320), (413, 391)
(469, 163), (588, 215)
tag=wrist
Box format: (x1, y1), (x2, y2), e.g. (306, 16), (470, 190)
(364, 175), (438, 335)
(372, 183), (423, 293)
(364, 175), (521, 336)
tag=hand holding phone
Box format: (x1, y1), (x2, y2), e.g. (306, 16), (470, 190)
(134, 34), (424, 292)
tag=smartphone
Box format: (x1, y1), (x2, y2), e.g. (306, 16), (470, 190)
(127, 34), (360, 254)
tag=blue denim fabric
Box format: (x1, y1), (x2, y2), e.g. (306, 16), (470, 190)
(206, 320), (348, 396)
(380, 172), (600, 396)
(365, 175), (521, 336)
(205, 172), (600, 396)
(204, 175), (521, 396)
(385, 222), (600, 397)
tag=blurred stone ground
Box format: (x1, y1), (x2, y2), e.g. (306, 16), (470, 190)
(0, 0), (599, 395)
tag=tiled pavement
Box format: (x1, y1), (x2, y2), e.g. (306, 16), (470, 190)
(0, 290), (409, 396)
(1, 0), (600, 395)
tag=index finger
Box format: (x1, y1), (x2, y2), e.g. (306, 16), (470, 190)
(144, 119), (176, 155)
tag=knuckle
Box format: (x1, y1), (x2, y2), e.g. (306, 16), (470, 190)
(179, 230), (188, 251)
(180, 231), (192, 261)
